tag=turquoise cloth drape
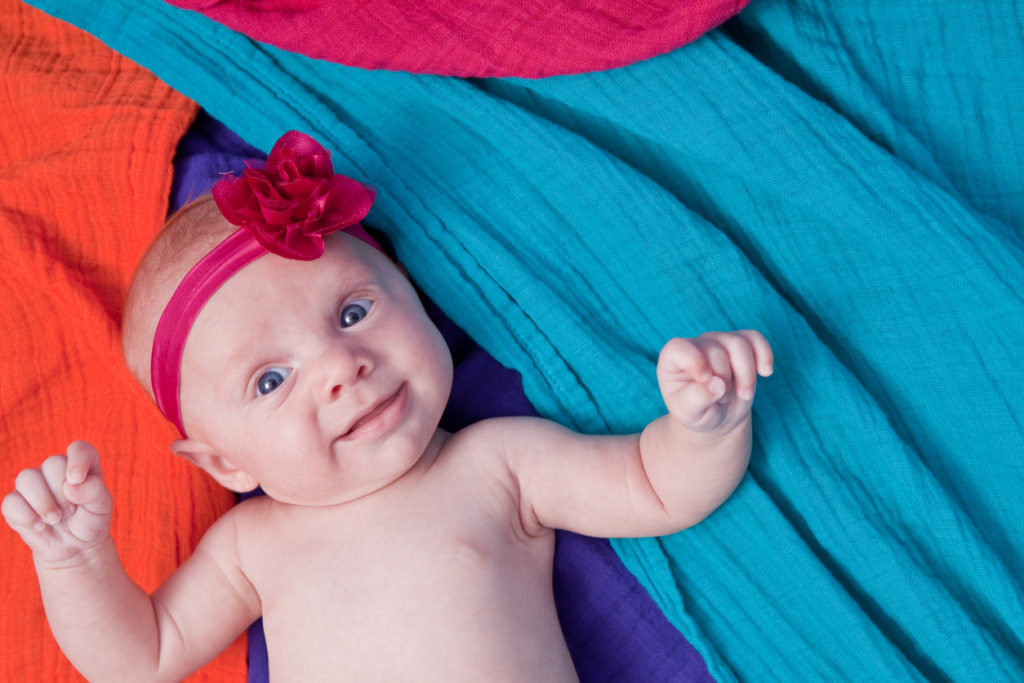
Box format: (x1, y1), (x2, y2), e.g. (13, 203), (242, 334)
(28, 0), (1024, 678)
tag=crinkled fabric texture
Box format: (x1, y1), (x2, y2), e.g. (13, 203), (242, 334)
(0, 1), (245, 681)
(165, 0), (751, 78)
(24, 0), (1024, 679)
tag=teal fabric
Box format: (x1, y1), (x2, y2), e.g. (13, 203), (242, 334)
(28, 0), (1024, 678)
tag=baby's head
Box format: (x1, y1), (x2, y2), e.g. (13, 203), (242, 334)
(123, 132), (453, 506)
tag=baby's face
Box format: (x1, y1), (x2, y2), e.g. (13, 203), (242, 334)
(177, 233), (453, 506)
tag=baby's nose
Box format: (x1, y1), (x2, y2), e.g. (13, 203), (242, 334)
(321, 345), (373, 398)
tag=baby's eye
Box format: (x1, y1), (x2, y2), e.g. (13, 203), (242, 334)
(256, 367), (292, 396)
(340, 299), (372, 328)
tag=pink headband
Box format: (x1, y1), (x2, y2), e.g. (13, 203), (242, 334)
(151, 131), (378, 436)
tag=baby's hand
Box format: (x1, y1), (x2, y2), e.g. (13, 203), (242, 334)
(657, 331), (773, 434)
(2, 441), (113, 565)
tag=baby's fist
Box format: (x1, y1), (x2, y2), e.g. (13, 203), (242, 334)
(2, 441), (113, 565)
(657, 331), (773, 433)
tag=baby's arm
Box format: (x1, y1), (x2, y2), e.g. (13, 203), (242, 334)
(500, 331), (773, 537)
(2, 441), (259, 682)
(639, 331), (773, 527)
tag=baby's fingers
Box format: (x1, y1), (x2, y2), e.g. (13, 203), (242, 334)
(65, 440), (100, 486)
(12, 462), (69, 530)
(2, 489), (48, 534)
(668, 376), (727, 424)
(658, 337), (713, 384)
(701, 332), (759, 401)
(62, 441), (111, 516)
(736, 329), (774, 377)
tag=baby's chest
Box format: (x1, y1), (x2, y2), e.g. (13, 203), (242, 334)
(248, 480), (549, 623)
(248, 501), (554, 671)
(296, 514), (511, 597)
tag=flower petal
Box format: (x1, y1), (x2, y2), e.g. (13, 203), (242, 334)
(211, 131), (375, 260)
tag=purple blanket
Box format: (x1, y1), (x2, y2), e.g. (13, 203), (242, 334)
(172, 111), (712, 682)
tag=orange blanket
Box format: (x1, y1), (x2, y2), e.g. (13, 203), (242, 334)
(0, 2), (245, 680)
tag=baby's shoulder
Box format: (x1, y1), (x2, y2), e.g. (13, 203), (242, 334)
(440, 415), (564, 468)
(442, 416), (519, 453)
(202, 495), (299, 568)
(206, 495), (279, 546)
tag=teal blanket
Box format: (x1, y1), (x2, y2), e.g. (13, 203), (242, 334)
(29, 0), (1024, 678)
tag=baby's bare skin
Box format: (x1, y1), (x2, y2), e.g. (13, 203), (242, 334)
(3, 225), (772, 681)
(227, 427), (576, 681)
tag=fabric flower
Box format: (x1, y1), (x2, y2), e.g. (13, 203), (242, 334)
(211, 130), (375, 260)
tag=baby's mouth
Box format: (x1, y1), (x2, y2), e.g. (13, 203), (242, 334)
(339, 384), (406, 440)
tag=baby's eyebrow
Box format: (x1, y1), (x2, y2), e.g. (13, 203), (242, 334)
(329, 272), (379, 294)
(216, 342), (266, 399)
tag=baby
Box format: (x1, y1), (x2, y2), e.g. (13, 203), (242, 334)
(3, 131), (772, 682)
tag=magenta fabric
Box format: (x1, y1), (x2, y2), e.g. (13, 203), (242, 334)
(165, 0), (751, 78)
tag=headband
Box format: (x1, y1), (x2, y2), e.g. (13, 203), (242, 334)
(151, 131), (378, 436)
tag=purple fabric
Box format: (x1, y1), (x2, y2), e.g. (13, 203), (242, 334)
(171, 111), (712, 682)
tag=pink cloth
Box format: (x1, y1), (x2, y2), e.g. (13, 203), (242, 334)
(167, 0), (751, 78)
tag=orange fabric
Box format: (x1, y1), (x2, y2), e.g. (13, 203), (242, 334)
(0, 2), (245, 680)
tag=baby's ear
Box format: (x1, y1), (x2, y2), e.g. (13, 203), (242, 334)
(171, 438), (259, 493)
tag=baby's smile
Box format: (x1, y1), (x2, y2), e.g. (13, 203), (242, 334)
(338, 383), (407, 442)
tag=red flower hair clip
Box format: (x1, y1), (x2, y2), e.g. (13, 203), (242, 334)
(211, 130), (375, 260)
